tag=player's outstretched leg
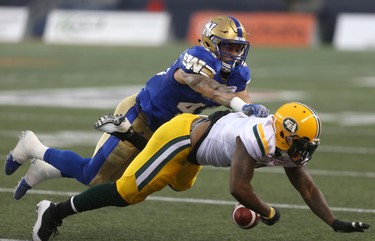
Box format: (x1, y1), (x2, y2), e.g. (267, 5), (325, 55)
(94, 114), (131, 134)
(32, 200), (62, 241)
(5, 130), (47, 175)
(14, 158), (63, 200)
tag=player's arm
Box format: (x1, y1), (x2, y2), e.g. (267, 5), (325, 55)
(284, 166), (370, 232)
(230, 137), (277, 221)
(234, 88), (252, 104)
(175, 69), (241, 107)
(284, 166), (336, 225)
(175, 69), (269, 116)
(176, 69), (267, 116)
(175, 68), (268, 116)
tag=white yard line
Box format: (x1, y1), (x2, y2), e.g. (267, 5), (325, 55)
(203, 166), (375, 178)
(0, 87), (304, 108)
(0, 187), (374, 214)
(0, 240), (28, 241)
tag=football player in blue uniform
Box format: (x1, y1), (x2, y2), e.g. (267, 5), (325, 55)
(5, 16), (269, 199)
(30, 102), (369, 241)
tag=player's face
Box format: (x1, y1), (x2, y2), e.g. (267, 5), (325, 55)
(219, 43), (245, 62)
(226, 43), (245, 54)
(288, 149), (302, 162)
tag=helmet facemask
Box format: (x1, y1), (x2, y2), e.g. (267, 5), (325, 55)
(286, 135), (320, 165)
(216, 39), (250, 73)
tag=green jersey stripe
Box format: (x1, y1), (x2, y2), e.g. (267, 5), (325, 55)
(253, 125), (266, 156)
(136, 135), (190, 191)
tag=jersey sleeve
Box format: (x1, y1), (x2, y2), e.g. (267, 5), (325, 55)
(180, 46), (221, 78)
(239, 117), (275, 160)
(225, 63), (251, 92)
(241, 63), (251, 85)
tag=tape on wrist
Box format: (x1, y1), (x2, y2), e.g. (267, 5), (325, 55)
(230, 97), (246, 112)
(266, 207), (275, 219)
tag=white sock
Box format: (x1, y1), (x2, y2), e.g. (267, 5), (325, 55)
(24, 158), (62, 187)
(30, 143), (48, 161)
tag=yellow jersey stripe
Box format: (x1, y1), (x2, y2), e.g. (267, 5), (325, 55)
(253, 124), (269, 156)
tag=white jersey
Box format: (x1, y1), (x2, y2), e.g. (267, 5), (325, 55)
(196, 112), (300, 168)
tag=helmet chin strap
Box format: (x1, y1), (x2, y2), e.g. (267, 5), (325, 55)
(220, 61), (233, 82)
(221, 61), (233, 73)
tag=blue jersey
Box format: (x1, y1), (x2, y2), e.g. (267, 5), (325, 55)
(136, 46), (251, 131)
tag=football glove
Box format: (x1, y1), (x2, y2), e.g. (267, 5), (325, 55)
(331, 219), (370, 233)
(261, 207), (280, 226)
(242, 104), (270, 117)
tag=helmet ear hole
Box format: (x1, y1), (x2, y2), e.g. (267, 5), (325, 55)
(279, 131), (284, 138)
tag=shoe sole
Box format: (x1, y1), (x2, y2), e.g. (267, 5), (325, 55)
(95, 114), (131, 133)
(32, 200), (51, 241)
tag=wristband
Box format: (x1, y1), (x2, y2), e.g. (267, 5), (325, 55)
(230, 97), (246, 112)
(266, 207), (275, 219)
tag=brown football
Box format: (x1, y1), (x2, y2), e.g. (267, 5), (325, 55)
(232, 203), (260, 229)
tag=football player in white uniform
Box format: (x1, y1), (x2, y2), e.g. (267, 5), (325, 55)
(5, 16), (269, 200)
(30, 102), (369, 241)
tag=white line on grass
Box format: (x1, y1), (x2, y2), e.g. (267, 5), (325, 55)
(0, 239), (27, 241)
(319, 145), (375, 155)
(203, 166), (375, 178)
(0, 188), (374, 214)
(0, 87), (304, 108)
(256, 167), (375, 178)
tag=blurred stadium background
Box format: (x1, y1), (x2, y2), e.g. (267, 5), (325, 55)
(0, 0), (375, 240)
(0, 0), (375, 45)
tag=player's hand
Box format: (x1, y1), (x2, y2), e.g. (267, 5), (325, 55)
(261, 207), (280, 226)
(242, 104), (269, 117)
(332, 219), (370, 233)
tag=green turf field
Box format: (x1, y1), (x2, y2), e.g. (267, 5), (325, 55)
(0, 41), (374, 241)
